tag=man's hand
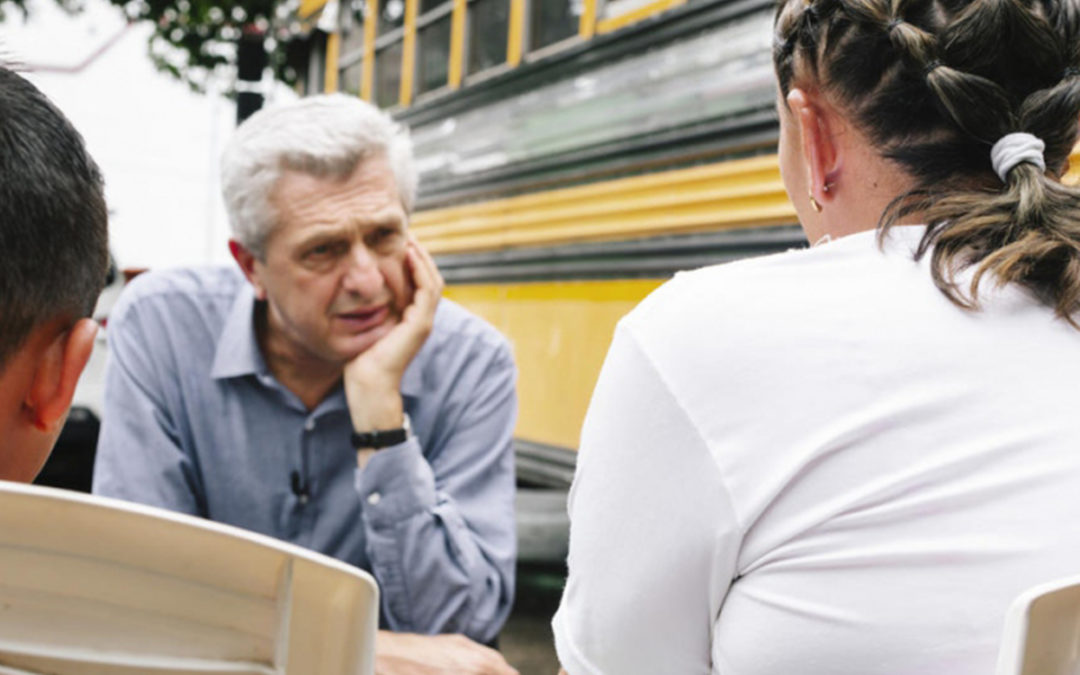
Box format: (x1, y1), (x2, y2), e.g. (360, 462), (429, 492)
(375, 631), (520, 675)
(345, 236), (444, 434)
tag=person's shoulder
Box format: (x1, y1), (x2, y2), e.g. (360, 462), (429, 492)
(119, 265), (244, 305)
(112, 266), (244, 327)
(627, 228), (913, 333)
(624, 242), (821, 329)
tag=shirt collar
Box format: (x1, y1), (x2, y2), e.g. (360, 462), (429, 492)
(210, 280), (427, 398)
(210, 282), (269, 380)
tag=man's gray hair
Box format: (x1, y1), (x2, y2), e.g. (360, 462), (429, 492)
(221, 94), (417, 258)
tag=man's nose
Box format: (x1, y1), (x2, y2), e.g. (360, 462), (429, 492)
(341, 244), (384, 295)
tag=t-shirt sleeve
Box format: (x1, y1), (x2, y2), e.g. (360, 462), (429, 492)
(552, 323), (740, 675)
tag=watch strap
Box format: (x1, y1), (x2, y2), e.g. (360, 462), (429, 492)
(351, 427), (407, 449)
(351, 413), (411, 450)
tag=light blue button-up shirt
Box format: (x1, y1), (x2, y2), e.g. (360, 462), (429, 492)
(92, 266), (517, 642)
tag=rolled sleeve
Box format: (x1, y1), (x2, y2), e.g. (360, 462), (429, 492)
(355, 338), (518, 643)
(355, 438), (436, 524)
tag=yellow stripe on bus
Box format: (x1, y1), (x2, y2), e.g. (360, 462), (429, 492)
(324, 32), (341, 93)
(448, 0), (468, 89)
(361, 0), (379, 101)
(414, 146), (1080, 255)
(400, 0), (420, 106)
(579, 0), (598, 39)
(412, 154), (795, 254)
(507, 0), (526, 67)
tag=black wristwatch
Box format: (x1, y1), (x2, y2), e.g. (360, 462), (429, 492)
(351, 413), (412, 450)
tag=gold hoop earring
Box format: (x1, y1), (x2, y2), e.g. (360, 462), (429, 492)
(809, 191), (822, 213)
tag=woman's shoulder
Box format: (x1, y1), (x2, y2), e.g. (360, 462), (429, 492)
(629, 230), (894, 326)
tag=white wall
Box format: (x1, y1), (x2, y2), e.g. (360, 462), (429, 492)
(2, 0), (239, 268)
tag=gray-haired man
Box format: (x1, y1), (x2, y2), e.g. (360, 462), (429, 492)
(93, 95), (518, 673)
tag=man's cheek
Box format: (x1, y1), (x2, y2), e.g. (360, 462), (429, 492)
(386, 263), (413, 312)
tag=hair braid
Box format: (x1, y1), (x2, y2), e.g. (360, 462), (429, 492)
(774, 0), (1080, 324)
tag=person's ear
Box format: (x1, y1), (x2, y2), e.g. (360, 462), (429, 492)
(229, 239), (267, 301)
(786, 88), (842, 208)
(23, 319), (97, 432)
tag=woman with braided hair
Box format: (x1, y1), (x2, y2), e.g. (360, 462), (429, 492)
(552, 0), (1080, 672)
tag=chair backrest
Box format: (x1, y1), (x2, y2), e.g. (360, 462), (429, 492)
(996, 574), (1080, 675)
(0, 481), (378, 675)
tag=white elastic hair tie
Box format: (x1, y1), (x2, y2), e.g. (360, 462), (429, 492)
(990, 132), (1046, 182)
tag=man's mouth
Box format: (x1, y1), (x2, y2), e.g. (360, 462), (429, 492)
(335, 305), (390, 333)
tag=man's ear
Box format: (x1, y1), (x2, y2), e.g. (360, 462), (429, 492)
(786, 88), (842, 207)
(228, 239), (267, 300)
(24, 319), (97, 432)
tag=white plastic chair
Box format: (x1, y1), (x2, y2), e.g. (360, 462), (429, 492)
(996, 574), (1080, 675)
(0, 481), (378, 675)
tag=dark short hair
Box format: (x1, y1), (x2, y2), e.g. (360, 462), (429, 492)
(0, 66), (108, 370)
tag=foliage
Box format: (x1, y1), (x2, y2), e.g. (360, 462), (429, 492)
(110, 0), (308, 92)
(0, 0), (311, 92)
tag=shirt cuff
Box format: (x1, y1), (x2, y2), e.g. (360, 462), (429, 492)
(354, 436), (436, 527)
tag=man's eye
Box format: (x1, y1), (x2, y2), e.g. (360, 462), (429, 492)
(367, 227), (400, 247)
(307, 242), (346, 258)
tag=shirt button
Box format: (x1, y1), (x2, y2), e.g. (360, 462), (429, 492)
(304, 419), (315, 432)
(367, 492), (381, 506)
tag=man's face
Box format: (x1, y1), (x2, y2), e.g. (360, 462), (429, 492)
(249, 156), (411, 368)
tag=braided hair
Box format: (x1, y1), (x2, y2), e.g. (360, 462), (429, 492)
(774, 0), (1080, 323)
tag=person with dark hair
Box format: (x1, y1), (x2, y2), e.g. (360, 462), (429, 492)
(553, 1), (1080, 673)
(0, 66), (108, 482)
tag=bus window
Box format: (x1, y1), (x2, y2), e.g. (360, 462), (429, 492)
(529, 0), (579, 52)
(374, 41), (404, 107)
(338, 0), (365, 95)
(417, 1), (453, 95)
(305, 33), (327, 95)
(467, 0), (510, 76)
(378, 0), (406, 35)
(340, 59), (364, 95)
(340, 0), (366, 55)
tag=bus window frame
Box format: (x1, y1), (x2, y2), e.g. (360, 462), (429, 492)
(371, 22), (406, 108)
(336, 0), (366, 95)
(307, 32), (328, 95)
(460, 0), (513, 85)
(412, 0), (456, 102)
(347, 0), (696, 110)
(338, 48), (365, 95)
(521, 0), (596, 60)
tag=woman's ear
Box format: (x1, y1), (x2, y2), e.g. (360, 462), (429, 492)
(24, 318), (97, 432)
(786, 88), (842, 207)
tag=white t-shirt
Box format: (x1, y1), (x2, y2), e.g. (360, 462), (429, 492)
(553, 226), (1080, 675)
